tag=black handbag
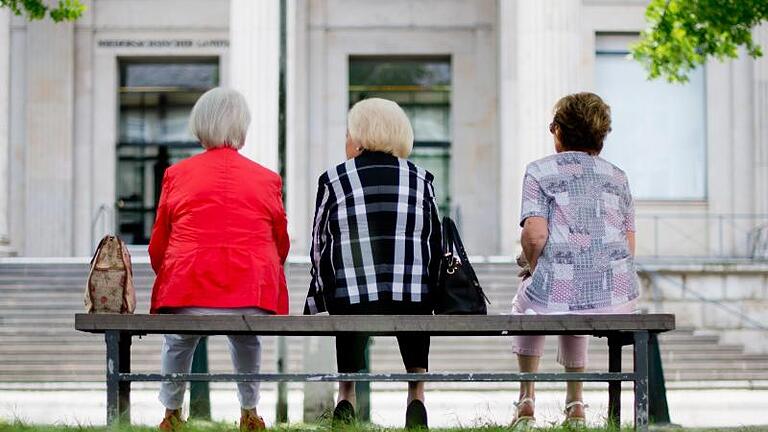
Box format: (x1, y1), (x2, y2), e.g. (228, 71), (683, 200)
(434, 216), (489, 314)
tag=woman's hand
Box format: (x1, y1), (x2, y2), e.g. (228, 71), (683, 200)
(627, 231), (636, 257)
(521, 216), (548, 273)
(516, 253), (532, 280)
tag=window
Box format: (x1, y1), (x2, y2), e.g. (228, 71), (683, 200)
(595, 34), (707, 200)
(116, 60), (219, 244)
(349, 57), (452, 215)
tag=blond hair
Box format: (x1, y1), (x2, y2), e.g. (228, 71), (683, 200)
(189, 87), (251, 150)
(347, 98), (414, 158)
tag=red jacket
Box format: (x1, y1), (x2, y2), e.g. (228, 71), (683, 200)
(148, 147), (290, 314)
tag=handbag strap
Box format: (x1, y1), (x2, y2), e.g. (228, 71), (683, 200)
(443, 217), (468, 263)
(442, 217), (487, 302)
(442, 216), (455, 256)
(89, 235), (110, 267)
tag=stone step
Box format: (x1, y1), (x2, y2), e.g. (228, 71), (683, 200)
(0, 331), (724, 349)
(6, 345), (755, 362)
(1, 261), (763, 385)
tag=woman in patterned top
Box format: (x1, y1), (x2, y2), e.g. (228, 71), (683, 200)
(303, 98), (441, 429)
(511, 92), (639, 427)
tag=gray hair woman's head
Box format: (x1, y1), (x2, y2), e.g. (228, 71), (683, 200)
(189, 87), (251, 150)
(346, 98), (414, 159)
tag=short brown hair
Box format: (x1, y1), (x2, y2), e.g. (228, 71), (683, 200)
(552, 92), (611, 154)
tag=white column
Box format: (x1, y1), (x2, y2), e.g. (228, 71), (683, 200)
(73, 0), (94, 256)
(286, 0), (311, 255)
(229, 0), (280, 171)
(0, 9), (11, 254)
(498, 1), (517, 255)
(499, 0), (583, 255)
(754, 24), (768, 216)
(517, 0), (583, 162)
(24, 17), (74, 256)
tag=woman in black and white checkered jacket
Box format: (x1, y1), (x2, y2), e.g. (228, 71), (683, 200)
(303, 98), (442, 429)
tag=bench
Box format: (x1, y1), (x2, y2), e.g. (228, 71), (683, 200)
(75, 313), (675, 431)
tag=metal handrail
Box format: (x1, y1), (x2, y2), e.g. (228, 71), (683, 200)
(637, 265), (768, 331)
(635, 213), (768, 260)
(91, 204), (115, 250)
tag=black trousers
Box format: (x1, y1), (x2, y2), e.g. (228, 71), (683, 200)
(328, 300), (432, 373)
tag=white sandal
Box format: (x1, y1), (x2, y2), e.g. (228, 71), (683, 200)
(511, 397), (535, 429)
(563, 400), (587, 428)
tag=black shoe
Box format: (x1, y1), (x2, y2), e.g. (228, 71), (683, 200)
(332, 400), (355, 425)
(405, 399), (428, 430)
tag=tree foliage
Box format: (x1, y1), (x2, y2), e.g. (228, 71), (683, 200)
(1, 0), (85, 22)
(632, 0), (768, 83)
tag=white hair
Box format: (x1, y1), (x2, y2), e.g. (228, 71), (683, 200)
(189, 87), (251, 150)
(347, 98), (414, 158)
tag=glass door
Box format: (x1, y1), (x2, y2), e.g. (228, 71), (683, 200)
(349, 57), (452, 215)
(116, 60), (219, 244)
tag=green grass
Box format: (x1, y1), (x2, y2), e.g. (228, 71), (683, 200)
(1, 419), (767, 432)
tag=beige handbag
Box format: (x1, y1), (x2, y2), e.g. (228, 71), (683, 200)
(84, 235), (136, 314)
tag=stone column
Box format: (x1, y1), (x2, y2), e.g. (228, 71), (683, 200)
(754, 24), (768, 216)
(0, 9), (11, 255)
(499, 0), (583, 255)
(24, 16), (74, 256)
(229, 0), (280, 171)
(73, 0), (95, 256)
(286, 0), (311, 256)
(498, 1), (517, 255)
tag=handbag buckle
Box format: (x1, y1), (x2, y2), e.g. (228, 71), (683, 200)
(445, 254), (462, 274)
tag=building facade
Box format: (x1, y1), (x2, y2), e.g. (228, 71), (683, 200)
(1, 0), (767, 261)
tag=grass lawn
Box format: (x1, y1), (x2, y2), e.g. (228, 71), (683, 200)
(2, 419), (768, 432)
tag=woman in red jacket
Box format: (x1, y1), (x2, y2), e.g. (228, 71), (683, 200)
(148, 87), (289, 432)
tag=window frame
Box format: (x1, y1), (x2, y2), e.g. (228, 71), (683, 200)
(594, 34), (709, 202)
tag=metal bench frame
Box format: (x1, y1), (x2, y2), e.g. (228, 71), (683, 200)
(75, 313), (675, 431)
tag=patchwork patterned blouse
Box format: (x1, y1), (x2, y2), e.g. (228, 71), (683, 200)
(516, 151), (639, 313)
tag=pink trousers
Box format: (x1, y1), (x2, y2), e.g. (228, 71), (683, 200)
(512, 334), (589, 368)
(511, 289), (638, 368)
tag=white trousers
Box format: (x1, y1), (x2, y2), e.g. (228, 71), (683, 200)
(159, 307), (269, 410)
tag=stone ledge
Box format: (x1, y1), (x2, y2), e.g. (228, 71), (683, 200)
(636, 260), (768, 273)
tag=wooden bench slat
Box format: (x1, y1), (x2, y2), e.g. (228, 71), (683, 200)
(75, 313), (675, 336)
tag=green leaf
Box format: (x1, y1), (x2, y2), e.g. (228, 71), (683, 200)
(631, 0), (767, 83)
(1, 0), (85, 22)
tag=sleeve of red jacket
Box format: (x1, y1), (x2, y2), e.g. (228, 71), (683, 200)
(148, 170), (173, 274)
(272, 177), (290, 265)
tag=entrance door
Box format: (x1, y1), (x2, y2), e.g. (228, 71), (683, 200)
(348, 57), (452, 215)
(116, 60), (219, 244)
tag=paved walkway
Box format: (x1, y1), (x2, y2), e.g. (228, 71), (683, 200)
(1, 386), (767, 428)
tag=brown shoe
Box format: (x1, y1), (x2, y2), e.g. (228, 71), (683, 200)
(239, 411), (266, 432)
(158, 412), (186, 432)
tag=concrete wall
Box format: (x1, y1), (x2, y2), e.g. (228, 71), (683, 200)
(1, 0), (766, 262)
(7, 0), (229, 257)
(286, 0), (499, 255)
(638, 263), (768, 353)
(581, 2), (768, 260)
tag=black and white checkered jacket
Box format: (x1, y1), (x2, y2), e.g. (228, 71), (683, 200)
(303, 151), (442, 314)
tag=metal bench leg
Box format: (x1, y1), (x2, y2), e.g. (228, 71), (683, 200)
(106, 331), (131, 425)
(106, 331), (119, 425)
(608, 335), (622, 427)
(633, 331), (650, 431)
(119, 331), (132, 424)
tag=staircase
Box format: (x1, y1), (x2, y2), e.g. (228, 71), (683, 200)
(1, 260), (767, 386)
